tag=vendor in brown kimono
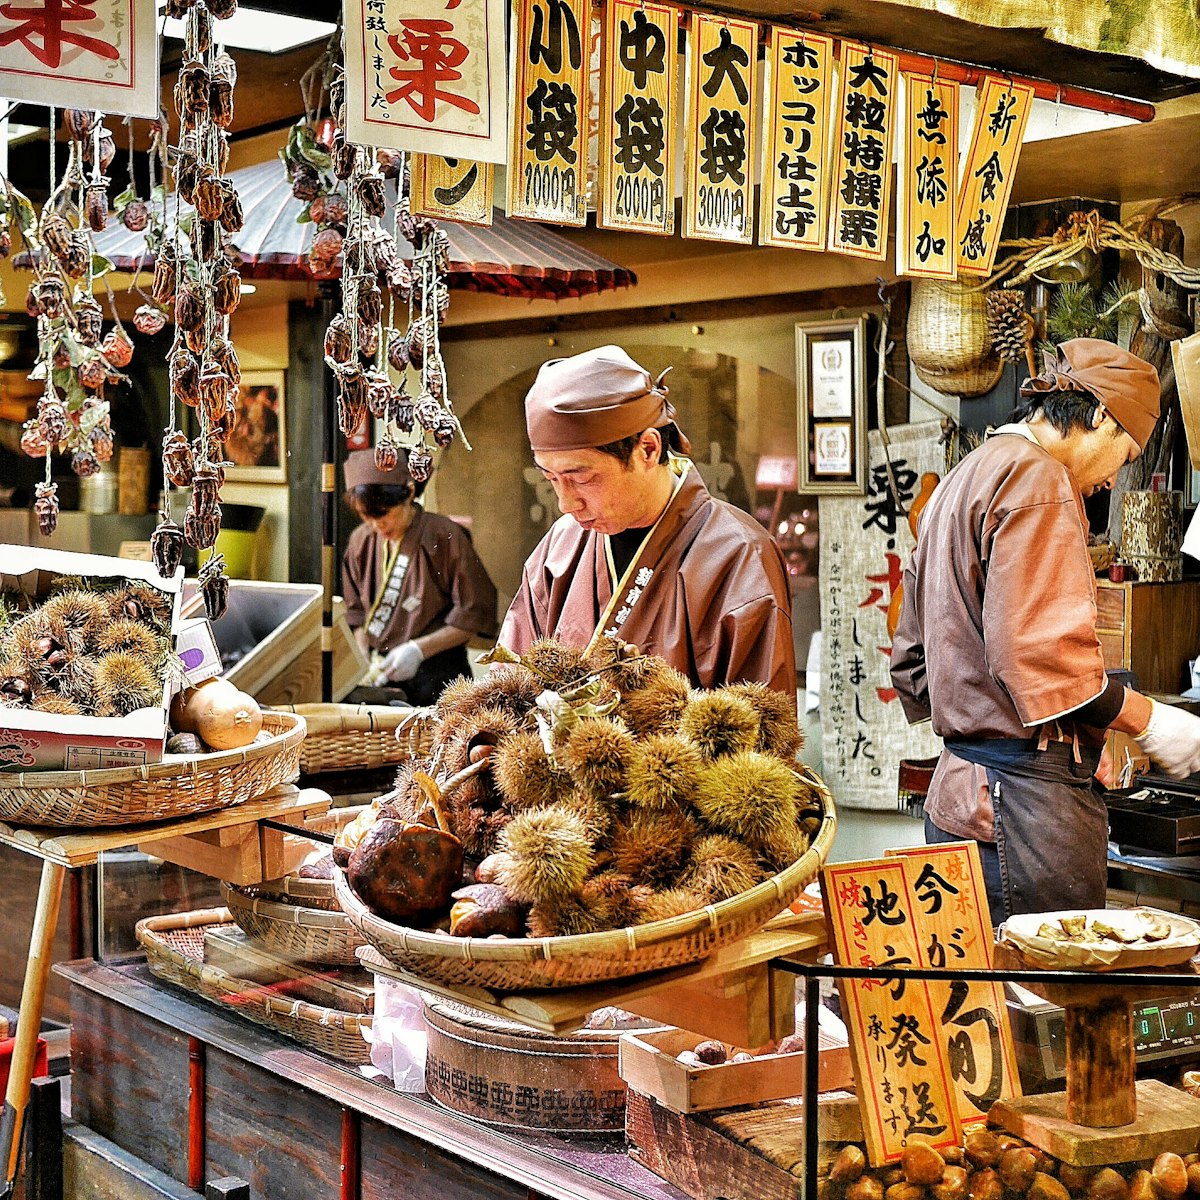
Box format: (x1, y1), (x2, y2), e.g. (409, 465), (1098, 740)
(500, 345), (796, 700)
(892, 339), (1200, 921)
(342, 449), (498, 706)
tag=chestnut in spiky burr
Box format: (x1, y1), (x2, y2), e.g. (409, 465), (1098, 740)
(680, 691), (760, 760)
(199, 553), (229, 621)
(695, 752), (803, 852)
(323, 315), (352, 365)
(358, 171), (387, 218)
(723, 681), (804, 759)
(41, 589), (107, 651)
(612, 807), (697, 885)
(95, 651), (161, 717)
(213, 266), (240, 315)
(620, 662), (692, 735)
(682, 834), (765, 903)
(162, 430), (194, 486)
(626, 734), (703, 812)
(84, 181), (109, 232)
(38, 397), (68, 444)
(33, 693), (82, 716)
(74, 295), (103, 346)
(408, 448), (433, 482)
(133, 304), (168, 336)
(102, 329), (134, 368)
(170, 347), (201, 408)
(152, 244), (177, 304)
(374, 437), (399, 473)
(0, 664), (33, 708)
(34, 482), (59, 536)
(33, 276), (65, 318)
(523, 638), (588, 686)
(97, 619), (160, 662)
(559, 717), (634, 799)
(121, 200), (149, 232)
(491, 730), (574, 810)
(152, 515), (185, 578)
(109, 582), (174, 632)
(497, 806), (594, 905)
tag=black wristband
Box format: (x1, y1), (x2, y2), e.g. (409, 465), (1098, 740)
(1071, 675), (1126, 729)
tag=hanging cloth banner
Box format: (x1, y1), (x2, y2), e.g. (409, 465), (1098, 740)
(954, 75), (1033, 276)
(682, 13), (758, 244)
(507, 0), (589, 225)
(760, 28), (834, 252)
(410, 155), (494, 225)
(344, 0), (509, 163)
(0, 0), (160, 118)
(827, 41), (899, 262)
(598, 0), (678, 236)
(896, 75), (959, 279)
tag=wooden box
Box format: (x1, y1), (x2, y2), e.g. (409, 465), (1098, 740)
(618, 1027), (853, 1115)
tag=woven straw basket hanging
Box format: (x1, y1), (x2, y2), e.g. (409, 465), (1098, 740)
(908, 280), (1004, 399)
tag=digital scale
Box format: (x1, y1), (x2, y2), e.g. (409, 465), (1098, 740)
(1007, 984), (1200, 1091)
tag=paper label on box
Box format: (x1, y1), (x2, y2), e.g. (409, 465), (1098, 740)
(66, 745), (152, 770)
(175, 618), (223, 686)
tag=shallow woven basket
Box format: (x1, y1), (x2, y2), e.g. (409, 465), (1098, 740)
(0, 711), (305, 827)
(337, 767), (837, 992)
(222, 880), (366, 967)
(272, 703), (418, 775)
(253, 806), (366, 912)
(136, 908), (371, 1064)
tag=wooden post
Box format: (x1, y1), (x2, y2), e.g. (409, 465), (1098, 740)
(25, 1078), (62, 1200)
(1064, 998), (1136, 1127)
(0, 860), (65, 1197)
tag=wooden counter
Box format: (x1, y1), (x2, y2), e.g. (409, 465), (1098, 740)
(58, 958), (688, 1200)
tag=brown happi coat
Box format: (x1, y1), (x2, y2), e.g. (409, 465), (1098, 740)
(342, 508), (498, 652)
(500, 464), (796, 697)
(891, 428), (1108, 841)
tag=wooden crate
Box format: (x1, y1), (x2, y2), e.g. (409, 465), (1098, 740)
(618, 1027), (853, 1115)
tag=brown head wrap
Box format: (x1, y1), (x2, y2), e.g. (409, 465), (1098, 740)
(525, 345), (685, 452)
(1019, 338), (1160, 449)
(344, 448), (414, 489)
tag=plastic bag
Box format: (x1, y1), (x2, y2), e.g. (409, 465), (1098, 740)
(366, 976), (428, 1091)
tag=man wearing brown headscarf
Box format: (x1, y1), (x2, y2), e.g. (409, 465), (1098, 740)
(892, 338), (1200, 920)
(500, 345), (796, 700)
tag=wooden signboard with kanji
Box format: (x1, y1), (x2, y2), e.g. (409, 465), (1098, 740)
(598, 0), (678, 236)
(885, 842), (1023, 1128)
(344, 0), (509, 163)
(955, 75), (1033, 275)
(682, 13), (758, 244)
(823, 859), (963, 1165)
(827, 42), (898, 262)
(896, 75), (959, 279)
(507, 0), (589, 225)
(411, 155), (494, 225)
(760, 28), (834, 252)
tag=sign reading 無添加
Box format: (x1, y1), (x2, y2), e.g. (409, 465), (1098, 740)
(896, 74), (958, 279)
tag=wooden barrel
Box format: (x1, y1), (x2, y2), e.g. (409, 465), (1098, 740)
(423, 999), (662, 1134)
(1122, 490), (1183, 582)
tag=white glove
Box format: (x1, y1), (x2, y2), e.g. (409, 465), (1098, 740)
(1135, 699), (1200, 780)
(382, 640), (424, 683)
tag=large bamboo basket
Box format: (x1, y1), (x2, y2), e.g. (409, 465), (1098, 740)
(271, 703), (417, 775)
(336, 768), (837, 992)
(0, 711), (305, 827)
(222, 880), (366, 966)
(254, 805), (365, 911)
(137, 908), (371, 1064)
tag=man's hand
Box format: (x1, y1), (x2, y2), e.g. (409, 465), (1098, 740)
(382, 640), (424, 683)
(1134, 699), (1200, 780)
(1095, 743), (1115, 790)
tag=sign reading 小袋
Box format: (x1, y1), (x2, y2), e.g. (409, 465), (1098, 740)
(343, 0), (509, 164)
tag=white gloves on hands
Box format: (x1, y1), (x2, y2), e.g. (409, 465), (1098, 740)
(1135, 699), (1200, 780)
(382, 640), (424, 683)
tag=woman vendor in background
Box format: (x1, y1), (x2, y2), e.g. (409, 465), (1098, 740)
(342, 449), (498, 706)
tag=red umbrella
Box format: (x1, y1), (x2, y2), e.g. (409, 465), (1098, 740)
(86, 159), (636, 300)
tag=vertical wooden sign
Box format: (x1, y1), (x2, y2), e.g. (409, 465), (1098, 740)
(683, 13), (758, 244)
(896, 75), (958, 279)
(507, 0), (589, 225)
(823, 859), (963, 1165)
(827, 42), (898, 262)
(411, 155), (494, 225)
(760, 29), (834, 252)
(598, 0), (678, 236)
(886, 842), (1023, 1128)
(955, 75), (1033, 276)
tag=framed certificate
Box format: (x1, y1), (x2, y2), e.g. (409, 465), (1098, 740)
(797, 316), (868, 494)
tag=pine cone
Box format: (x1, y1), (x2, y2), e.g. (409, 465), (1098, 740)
(985, 289), (1029, 364)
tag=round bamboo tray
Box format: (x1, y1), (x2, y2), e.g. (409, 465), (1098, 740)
(136, 908), (371, 1064)
(271, 703), (417, 775)
(0, 711), (305, 827)
(253, 805), (365, 911)
(222, 880), (366, 966)
(336, 769), (837, 992)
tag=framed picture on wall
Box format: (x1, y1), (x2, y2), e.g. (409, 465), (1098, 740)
(224, 370), (287, 482)
(796, 316), (868, 495)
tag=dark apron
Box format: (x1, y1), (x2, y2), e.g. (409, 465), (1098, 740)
(944, 737), (1106, 920)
